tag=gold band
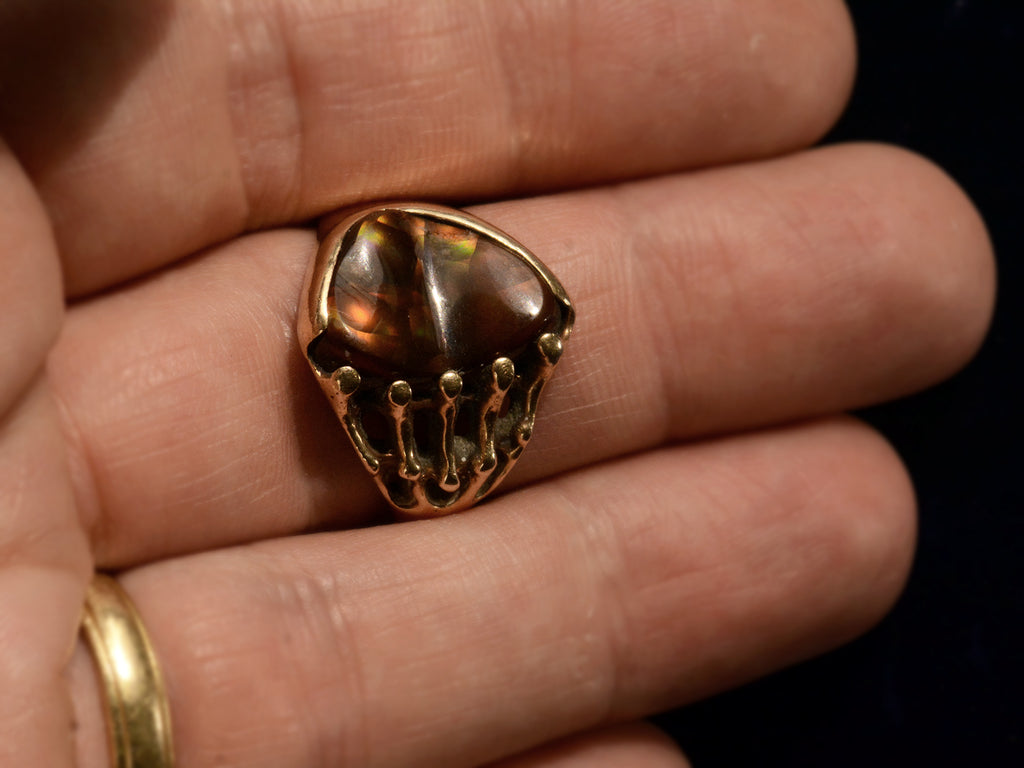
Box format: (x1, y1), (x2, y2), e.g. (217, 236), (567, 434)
(81, 574), (174, 768)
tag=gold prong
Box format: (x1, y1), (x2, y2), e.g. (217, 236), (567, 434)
(387, 380), (420, 479)
(476, 358), (514, 473)
(387, 379), (412, 405)
(329, 366), (381, 473)
(538, 332), (563, 364)
(461, 355), (520, 505)
(333, 365), (361, 395)
(514, 335), (561, 448)
(437, 371), (463, 492)
(492, 356), (515, 390)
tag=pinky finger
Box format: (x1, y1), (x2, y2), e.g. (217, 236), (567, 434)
(487, 722), (688, 768)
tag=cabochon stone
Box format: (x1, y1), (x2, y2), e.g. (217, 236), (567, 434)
(313, 211), (556, 376)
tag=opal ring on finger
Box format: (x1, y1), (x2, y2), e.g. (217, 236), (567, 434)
(298, 203), (574, 517)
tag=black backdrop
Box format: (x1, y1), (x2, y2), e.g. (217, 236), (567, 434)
(659, 2), (1023, 765)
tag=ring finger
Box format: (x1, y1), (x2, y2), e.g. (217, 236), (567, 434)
(71, 416), (915, 768)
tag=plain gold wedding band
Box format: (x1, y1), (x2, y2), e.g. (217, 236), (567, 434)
(81, 574), (174, 768)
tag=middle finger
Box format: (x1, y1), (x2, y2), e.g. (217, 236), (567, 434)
(50, 143), (992, 566)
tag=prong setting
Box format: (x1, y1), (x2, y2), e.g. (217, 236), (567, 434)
(300, 203), (573, 516)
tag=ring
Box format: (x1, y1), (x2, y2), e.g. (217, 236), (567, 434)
(298, 202), (574, 516)
(81, 574), (175, 768)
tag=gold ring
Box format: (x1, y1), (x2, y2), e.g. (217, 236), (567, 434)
(81, 574), (174, 768)
(299, 202), (574, 517)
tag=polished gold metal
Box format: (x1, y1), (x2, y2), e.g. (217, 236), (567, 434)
(299, 202), (574, 517)
(81, 574), (174, 768)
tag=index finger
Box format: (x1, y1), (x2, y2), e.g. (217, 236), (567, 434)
(1, 0), (855, 295)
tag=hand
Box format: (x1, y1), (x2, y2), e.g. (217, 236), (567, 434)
(0, 1), (993, 766)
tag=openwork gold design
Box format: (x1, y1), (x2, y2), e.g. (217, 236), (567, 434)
(299, 203), (573, 516)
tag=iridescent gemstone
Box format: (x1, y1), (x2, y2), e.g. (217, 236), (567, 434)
(311, 211), (557, 376)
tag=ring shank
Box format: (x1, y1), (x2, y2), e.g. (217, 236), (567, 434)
(81, 574), (174, 768)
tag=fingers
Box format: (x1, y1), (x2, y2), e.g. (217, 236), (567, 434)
(72, 418), (914, 768)
(0, 145), (90, 764)
(488, 723), (688, 768)
(0, 144), (62, 413)
(0, 382), (92, 766)
(50, 143), (994, 565)
(3, 0), (855, 294)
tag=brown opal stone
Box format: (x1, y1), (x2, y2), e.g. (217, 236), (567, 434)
(312, 211), (558, 376)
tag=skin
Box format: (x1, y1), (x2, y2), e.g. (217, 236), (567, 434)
(0, 1), (995, 766)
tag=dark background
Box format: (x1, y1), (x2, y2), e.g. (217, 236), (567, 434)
(661, 2), (1023, 765)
